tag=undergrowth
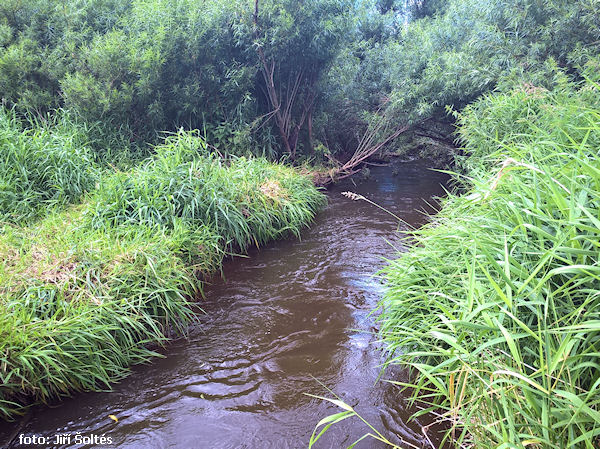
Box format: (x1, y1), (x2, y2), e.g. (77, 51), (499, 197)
(0, 108), (99, 223)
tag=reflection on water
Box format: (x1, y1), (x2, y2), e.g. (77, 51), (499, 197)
(0, 161), (449, 449)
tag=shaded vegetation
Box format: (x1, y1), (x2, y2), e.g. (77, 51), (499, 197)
(2, 0), (598, 165)
(0, 0), (355, 159)
(320, 0), (600, 160)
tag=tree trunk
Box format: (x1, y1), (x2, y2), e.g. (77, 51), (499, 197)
(307, 109), (314, 153)
(253, 0), (317, 161)
(254, 0), (294, 159)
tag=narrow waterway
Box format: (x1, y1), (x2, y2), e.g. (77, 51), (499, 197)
(1, 161), (449, 449)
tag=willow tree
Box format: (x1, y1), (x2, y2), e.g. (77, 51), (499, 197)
(249, 0), (353, 160)
(314, 0), (600, 182)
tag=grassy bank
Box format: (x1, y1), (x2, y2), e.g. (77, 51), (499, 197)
(378, 67), (600, 447)
(0, 130), (326, 421)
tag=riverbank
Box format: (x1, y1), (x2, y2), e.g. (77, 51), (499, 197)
(379, 69), (600, 446)
(1, 161), (450, 448)
(0, 131), (326, 421)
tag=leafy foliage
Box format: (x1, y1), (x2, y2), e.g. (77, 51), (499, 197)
(3, 0), (598, 162)
(316, 0), (600, 157)
(0, 0), (355, 158)
(0, 212), (200, 421)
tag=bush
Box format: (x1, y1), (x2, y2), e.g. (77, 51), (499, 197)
(379, 73), (600, 448)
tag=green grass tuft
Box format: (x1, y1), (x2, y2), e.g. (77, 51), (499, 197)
(88, 130), (327, 251)
(0, 108), (99, 223)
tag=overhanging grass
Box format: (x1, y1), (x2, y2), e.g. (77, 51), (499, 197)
(88, 130), (326, 251)
(379, 72), (600, 448)
(0, 208), (201, 420)
(0, 130), (326, 420)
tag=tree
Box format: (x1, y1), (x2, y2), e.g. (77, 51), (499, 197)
(250, 0), (353, 160)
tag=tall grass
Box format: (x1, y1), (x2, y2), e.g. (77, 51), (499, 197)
(0, 210), (199, 420)
(88, 130), (326, 252)
(0, 130), (326, 420)
(0, 108), (99, 223)
(378, 72), (600, 448)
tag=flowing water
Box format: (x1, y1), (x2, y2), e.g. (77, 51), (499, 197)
(1, 161), (449, 449)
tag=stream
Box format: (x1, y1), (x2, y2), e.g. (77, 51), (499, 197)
(1, 161), (449, 449)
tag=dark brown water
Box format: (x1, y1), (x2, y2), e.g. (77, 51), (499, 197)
(1, 162), (449, 449)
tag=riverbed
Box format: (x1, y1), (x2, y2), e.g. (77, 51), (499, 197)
(1, 161), (449, 449)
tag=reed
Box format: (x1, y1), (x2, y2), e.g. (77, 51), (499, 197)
(378, 73), (600, 448)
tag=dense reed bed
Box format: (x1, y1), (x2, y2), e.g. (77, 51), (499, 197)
(378, 71), (600, 447)
(0, 108), (99, 223)
(0, 131), (325, 420)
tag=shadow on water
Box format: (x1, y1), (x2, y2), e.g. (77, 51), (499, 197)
(1, 161), (450, 449)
